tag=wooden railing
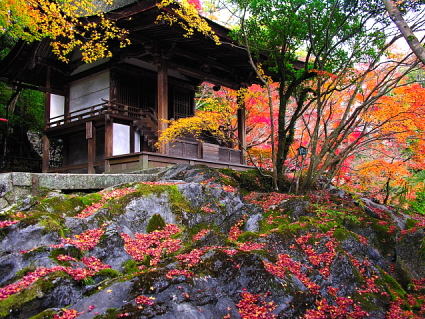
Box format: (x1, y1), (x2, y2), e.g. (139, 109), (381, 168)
(47, 100), (158, 129)
(105, 147), (246, 174)
(48, 102), (105, 128)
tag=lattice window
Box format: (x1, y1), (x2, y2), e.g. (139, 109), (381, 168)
(116, 72), (156, 110)
(117, 74), (139, 107)
(174, 88), (193, 119)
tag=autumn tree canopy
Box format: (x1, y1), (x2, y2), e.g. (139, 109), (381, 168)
(228, 0), (399, 189)
(0, 0), (131, 62)
(0, 0), (212, 62)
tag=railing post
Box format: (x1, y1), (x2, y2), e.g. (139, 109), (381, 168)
(106, 100), (113, 113)
(198, 141), (202, 159)
(139, 154), (149, 170)
(87, 121), (96, 174)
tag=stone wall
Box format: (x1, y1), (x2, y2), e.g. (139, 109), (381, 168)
(0, 170), (162, 210)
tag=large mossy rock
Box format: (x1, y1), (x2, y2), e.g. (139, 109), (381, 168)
(0, 164), (424, 318)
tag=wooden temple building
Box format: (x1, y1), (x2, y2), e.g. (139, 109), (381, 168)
(0, 0), (265, 173)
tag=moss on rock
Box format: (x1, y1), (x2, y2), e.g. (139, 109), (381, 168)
(146, 214), (166, 233)
(0, 276), (55, 318)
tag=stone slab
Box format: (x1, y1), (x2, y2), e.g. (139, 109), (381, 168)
(33, 173), (156, 190)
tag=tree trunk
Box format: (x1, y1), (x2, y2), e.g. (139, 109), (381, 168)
(383, 0), (425, 65)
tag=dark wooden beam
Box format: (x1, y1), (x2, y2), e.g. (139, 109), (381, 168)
(169, 62), (240, 90)
(157, 60), (169, 154)
(43, 66), (51, 172)
(35, 56), (67, 74)
(0, 78), (64, 94)
(237, 98), (247, 165)
(130, 124), (135, 153)
(64, 86), (70, 123)
(105, 116), (113, 157)
(125, 22), (159, 33)
(172, 47), (234, 74)
(87, 121), (96, 174)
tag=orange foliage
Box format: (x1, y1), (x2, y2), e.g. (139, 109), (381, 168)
(349, 83), (425, 201)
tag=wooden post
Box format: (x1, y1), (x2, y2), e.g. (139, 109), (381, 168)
(139, 154), (149, 170)
(87, 121), (96, 174)
(65, 85), (70, 123)
(44, 67), (51, 130)
(237, 97), (247, 165)
(42, 134), (50, 172)
(157, 60), (169, 154)
(130, 124), (135, 153)
(105, 115), (113, 157)
(44, 92), (51, 131)
(42, 67), (51, 172)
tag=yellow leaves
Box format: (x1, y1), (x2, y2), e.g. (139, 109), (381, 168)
(157, 99), (235, 149)
(157, 0), (221, 45)
(256, 64), (273, 85)
(0, 0), (130, 63)
(1, 0), (216, 63)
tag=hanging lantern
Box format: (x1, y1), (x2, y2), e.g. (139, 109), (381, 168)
(297, 146), (307, 156)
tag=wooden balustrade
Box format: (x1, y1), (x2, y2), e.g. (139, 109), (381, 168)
(47, 100), (158, 128)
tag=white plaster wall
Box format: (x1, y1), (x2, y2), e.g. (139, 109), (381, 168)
(69, 70), (110, 114)
(113, 123), (130, 155)
(50, 94), (65, 120)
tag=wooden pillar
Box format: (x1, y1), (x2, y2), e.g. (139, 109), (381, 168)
(42, 135), (50, 172)
(42, 93), (51, 171)
(42, 67), (51, 172)
(157, 60), (169, 154)
(87, 121), (96, 174)
(44, 92), (51, 130)
(65, 85), (70, 123)
(130, 124), (135, 153)
(44, 67), (51, 130)
(237, 97), (247, 165)
(104, 116), (113, 173)
(105, 116), (113, 157)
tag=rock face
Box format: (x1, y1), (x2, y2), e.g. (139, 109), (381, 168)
(0, 164), (424, 318)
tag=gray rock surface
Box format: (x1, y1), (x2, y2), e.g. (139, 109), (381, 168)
(0, 164), (424, 318)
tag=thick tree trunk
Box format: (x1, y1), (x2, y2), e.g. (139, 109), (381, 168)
(384, 0), (425, 65)
(276, 90), (293, 190)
